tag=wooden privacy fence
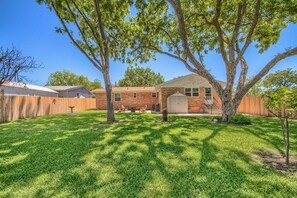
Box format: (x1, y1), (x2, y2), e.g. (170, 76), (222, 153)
(237, 96), (270, 116)
(237, 96), (297, 118)
(0, 96), (96, 122)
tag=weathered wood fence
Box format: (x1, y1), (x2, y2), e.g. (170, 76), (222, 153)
(0, 96), (96, 122)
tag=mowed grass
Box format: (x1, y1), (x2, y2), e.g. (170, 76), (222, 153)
(0, 111), (297, 197)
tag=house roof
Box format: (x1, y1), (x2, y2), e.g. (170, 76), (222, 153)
(91, 87), (158, 93)
(1, 81), (58, 93)
(44, 86), (86, 91)
(157, 74), (226, 87)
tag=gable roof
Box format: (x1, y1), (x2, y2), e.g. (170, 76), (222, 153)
(158, 74), (226, 87)
(91, 87), (158, 93)
(45, 86), (93, 95)
(1, 81), (58, 93)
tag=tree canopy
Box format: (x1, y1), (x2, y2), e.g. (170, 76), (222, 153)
(247, 68), (297, 95)
(46, 70), (102, 90)
(118, 66), (164, 87)
(263, 68), (297, 90)
(130, 0), (297, 121)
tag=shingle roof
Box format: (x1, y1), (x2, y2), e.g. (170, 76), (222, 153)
(91, 87), (158, 93)
(157, 74), (226, 86)
(2, 81), (58, 93)
(44, 86), (84, 91)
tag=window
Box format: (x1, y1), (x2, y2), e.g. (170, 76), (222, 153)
(133, 92), (137, 98)
(114, 93), (121, 101)
(76, 93), (81, 98)
(205, 88), (212, 100)
(185, 88), (192, 96)
(152, 92), (157, 98)
(192, 88), (199, 97)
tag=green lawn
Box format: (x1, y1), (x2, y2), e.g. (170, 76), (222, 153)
(0, 111), (296, 197)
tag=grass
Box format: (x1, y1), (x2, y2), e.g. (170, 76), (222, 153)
(0, 110), (297, 197)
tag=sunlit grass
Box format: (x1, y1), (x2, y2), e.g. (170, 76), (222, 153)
(0, 110), (296, 197)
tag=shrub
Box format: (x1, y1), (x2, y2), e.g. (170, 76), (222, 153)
(229, 114), (252, 125)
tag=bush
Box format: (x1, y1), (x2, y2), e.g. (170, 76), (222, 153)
(229, 114), (252, 125)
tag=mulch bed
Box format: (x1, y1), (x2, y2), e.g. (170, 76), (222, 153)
(253, 150), (297, 174)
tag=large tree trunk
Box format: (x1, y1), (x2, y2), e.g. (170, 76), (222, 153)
(222, 101), (236, 122)
(103, 70), (115, 123)
(221, 89), (237, 122)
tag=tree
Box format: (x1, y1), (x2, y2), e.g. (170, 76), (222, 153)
(118, 66), (164, 86)
(131, 0), (297, 121)
(0, 46), (40, 86)
(263, 68), (297, 90)
(262, 87), (297, 165)
(38, 0), (132, 122)
(46, 70), (102, 90)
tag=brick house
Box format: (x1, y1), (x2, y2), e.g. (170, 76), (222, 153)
(92, 74), (226, 113)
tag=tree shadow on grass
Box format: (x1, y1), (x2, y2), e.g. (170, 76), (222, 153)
(0, 112), (297, 197)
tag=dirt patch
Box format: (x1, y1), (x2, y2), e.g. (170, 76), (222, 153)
(253, 150), (297, 174)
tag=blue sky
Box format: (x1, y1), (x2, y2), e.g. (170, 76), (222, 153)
(0, 0), (296, 87)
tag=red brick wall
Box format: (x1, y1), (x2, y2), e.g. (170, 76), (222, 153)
(95, 91), (159, 110)
(96, 87), (222, 112)
(160, 87), (222, 113)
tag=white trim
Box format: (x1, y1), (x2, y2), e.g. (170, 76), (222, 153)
(184, 87), (199, 97)
(204, 87), (213, 104)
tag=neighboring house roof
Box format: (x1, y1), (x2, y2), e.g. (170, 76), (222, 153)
(1, 81), (58, 93)
(158, 74), (226, 87)
(45, 86), (84, 91)
(45, 86), (93, 94)
(91, 87), (158, 93)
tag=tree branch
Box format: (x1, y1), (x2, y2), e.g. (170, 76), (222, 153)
(51, 2), (102, 72)
(236, 47), (297, 99)
(65, 0), (102, 67)
(94, 0), (109, 67)
(166, 0), (224, 95)
(234, 0), (261, 66)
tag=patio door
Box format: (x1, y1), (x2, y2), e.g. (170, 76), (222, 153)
(205, 88), (213, 104)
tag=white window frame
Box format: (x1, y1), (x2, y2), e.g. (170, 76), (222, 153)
(204, 87), (213, 103)
(114, 93), (121, 101)
(184, 88), (199, 97)
(192, 88), (199, 97)
(185, 88), (192, 96)
(151, 92), (157, 98)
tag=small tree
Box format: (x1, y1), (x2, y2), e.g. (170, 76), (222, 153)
(0, 46), (40, 86)
(262, 87), (297, 165)
(118, 66), (164, 87)
(46, 70), (102, 90)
